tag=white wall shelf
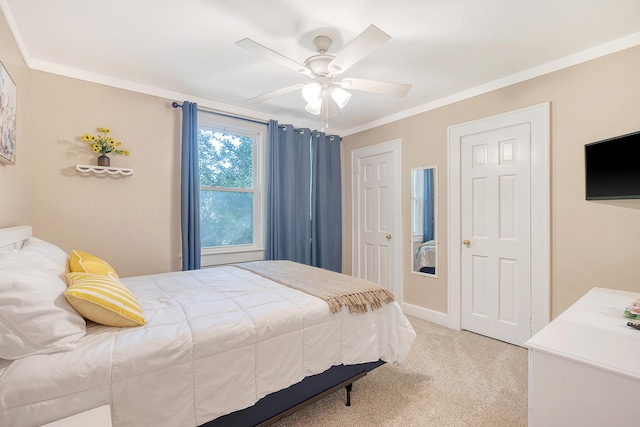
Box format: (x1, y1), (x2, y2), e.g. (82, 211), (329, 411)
(76, 164), (133, 176)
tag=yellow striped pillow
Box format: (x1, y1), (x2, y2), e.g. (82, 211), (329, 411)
(65, 272), (146, 327)
(70, 250), (119, 278)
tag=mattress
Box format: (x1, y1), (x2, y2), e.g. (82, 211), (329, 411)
(0, 265), (416, 427)
(414, 240), (436, 269)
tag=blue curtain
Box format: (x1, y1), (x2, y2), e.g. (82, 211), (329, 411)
(265, 122), (342, 272)
(311, 132), (342, 272)
(423, 168), (434, 242)
(265, 121), (312, 264)
(180, 101), (201, 270)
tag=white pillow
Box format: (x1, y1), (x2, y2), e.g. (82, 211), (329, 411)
(20, 237), (70, 280)
(0, 251), (86, 360)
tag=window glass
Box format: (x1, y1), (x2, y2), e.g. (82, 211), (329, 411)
(197, 115), (265, 254)
(200, 190), (253, 247)
(199, 130), (253, 188)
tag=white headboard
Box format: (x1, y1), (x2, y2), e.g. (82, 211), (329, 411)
(0, 225), (33, 251)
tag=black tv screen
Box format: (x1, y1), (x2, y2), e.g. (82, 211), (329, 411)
(585, 130), (640, 200)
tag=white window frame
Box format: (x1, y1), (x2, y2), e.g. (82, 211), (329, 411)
(197, 113), (266, 267)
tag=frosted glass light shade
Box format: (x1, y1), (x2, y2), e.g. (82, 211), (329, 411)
(302, 82), (322, 103)
(305, 98), (322, 115)
(329, 87), (351, 109)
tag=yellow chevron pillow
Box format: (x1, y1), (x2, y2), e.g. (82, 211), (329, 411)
(70, 250), (119, 278)
(65, 272), (146, 327)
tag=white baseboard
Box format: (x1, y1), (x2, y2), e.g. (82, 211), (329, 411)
(402, 303), (449, 327)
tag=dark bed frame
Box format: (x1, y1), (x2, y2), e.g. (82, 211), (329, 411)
(202, 360), (385, 427)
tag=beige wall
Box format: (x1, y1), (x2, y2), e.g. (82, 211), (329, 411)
(0, 7), (31, 227)
(3, 5), (640, 317)
(343, 46), (640, 318)
(29, 72), (181, 276)
(1, 4), (183, 276)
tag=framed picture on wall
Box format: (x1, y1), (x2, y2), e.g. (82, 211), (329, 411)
(0, 61), (17, 165)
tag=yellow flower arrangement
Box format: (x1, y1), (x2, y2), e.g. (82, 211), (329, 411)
(81, 127), (131, 157)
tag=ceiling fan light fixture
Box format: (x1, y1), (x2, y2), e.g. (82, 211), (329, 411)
(329, 87), (351, 109)
(238, 25), (411, 126)
(302, 82), (322, 104)
(305, 98), (322, 115)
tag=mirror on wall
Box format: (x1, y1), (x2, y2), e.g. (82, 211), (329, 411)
(411, 166), (437, 277)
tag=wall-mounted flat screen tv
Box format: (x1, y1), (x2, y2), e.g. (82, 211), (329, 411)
(585, 130), (640, 200)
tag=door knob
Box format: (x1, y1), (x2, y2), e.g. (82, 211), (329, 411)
(386, 234), (392, 241)
(462, 239), (470, 247)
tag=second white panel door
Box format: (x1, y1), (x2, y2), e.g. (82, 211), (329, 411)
(460, 123), (531, 346)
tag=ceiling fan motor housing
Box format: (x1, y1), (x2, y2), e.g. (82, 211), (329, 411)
(303, 55), (334, 76)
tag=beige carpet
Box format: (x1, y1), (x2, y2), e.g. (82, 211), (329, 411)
(273, 315), (528, 427)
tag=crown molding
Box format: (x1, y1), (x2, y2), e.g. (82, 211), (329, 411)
(2, 0), (639, 137)
(341, 31), (640, 136)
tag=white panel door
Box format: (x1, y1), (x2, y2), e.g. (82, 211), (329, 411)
(460, 123), (531, 345)
(352, 140), (402, 298)
(357, 150), (393, 289)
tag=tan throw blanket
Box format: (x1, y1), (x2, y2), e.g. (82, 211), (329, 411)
(233, 260), (395, 314)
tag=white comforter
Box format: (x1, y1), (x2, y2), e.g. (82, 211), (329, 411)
(414, 240), (436, 269)
(0, 266), (416, 427)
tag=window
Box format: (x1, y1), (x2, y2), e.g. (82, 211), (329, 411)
(198, 113), (265, 264)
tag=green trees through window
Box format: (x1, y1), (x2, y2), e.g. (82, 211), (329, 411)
(199, 129), (255, 248)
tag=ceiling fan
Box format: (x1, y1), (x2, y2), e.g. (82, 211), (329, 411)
(236, 25), (411, 126)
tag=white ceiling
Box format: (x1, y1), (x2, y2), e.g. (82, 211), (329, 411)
(3, 0), (640, 134)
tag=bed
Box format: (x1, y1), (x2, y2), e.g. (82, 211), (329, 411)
(414, 239), (435, 274)
(0, 226), (416, 427)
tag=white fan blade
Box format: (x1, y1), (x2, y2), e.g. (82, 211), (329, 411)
(328, 25), (391, 75)
(236, 38), (312, 76)
(340, 78), (411, 97)
(248, 83), (304, 103)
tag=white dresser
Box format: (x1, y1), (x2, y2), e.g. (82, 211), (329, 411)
(525, 287), (640, 426)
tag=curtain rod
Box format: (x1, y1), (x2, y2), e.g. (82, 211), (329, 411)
(172, 101), (268, 126)
(278, 125), (341, 141)
(172, 101), (340, 140)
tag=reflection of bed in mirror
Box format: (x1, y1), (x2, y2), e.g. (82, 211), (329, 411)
(411, 165), (437, 277)
(414, 240), (435, 274)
